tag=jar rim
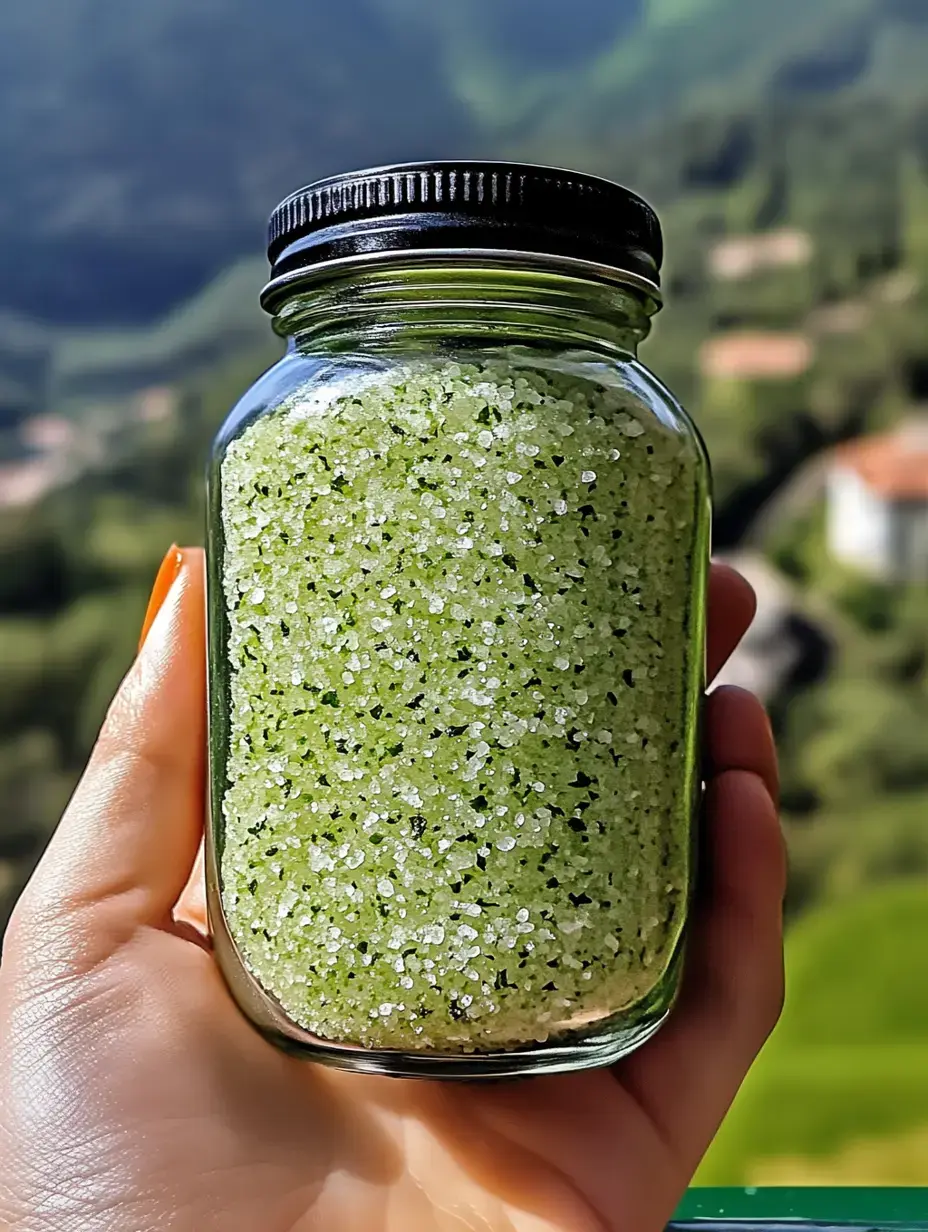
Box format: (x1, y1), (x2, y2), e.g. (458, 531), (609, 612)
(260, 247), (663, 317)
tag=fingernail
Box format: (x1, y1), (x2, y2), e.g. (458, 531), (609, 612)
(139, 545), (185, 651)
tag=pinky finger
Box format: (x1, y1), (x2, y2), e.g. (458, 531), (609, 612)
(616, 769), (785, 1173)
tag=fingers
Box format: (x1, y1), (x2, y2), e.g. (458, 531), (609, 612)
(616, 702), (784, 1175)
(707, 564), (756, 684)
(174, 840), (209, 938)
(688, 771), (786, 1065)
(704, 686), (779, 805)
(11, 548), (207, 967)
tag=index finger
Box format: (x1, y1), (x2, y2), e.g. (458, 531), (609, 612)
(708, 563), (756, 684)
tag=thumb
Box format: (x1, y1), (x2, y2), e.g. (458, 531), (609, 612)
(11, 547), (207, 968)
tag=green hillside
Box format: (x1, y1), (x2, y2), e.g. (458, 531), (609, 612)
(697, 883), (928, 1184)
(1, 0), (926, 325)
(0, 260), (271, 444)
(0, 0), (470, 324)
(387, 0), (928, 140)
(49, 260), (269, 403)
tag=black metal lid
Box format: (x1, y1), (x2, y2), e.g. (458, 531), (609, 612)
(263, 160), (662, 307)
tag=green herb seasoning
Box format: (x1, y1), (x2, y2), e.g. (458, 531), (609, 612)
(207, 160), (710, 1076)
(218, 359), (701, 1052)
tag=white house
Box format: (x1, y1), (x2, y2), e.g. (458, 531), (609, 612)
(827, 422), (928, 580)
(700, 331), (814, 381)
(709, 228), (814, 281)
(713, 552), (828, 702)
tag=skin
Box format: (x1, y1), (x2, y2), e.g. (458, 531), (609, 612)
(0, 550), (784, 1232)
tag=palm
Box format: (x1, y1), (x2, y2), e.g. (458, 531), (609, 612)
(0, 556), (783, 1232)
(0, 927), (681, 1230)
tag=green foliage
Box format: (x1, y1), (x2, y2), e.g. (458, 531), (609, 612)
(0, 621), (49, 730)
(0, 336), (280, 921)
(786, 677), (928, 807)
(786, 794), (928, 915)
(767, 496), (928, 839)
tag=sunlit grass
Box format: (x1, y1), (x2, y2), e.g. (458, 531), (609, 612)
(697, 883), (928, 1184)
(749, 1124), (928, 1187)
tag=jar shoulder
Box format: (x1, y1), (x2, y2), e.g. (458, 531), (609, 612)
(212, 350), (324, 462)
(211, 345), (708, 474)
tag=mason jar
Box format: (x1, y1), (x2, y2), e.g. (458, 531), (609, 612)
(205, 161), (711, 1079)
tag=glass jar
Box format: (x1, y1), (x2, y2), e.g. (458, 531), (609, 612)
(206, 162), (711, 1079)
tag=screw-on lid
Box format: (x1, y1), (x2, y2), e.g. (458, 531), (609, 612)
(263, 160), (662, 309)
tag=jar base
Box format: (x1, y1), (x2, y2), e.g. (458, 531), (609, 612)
(262, 1011), (671, 1081)
(208, 856), (679, 1081)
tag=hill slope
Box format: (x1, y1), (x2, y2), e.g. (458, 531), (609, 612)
(0, 0), (472, 324)
(2, 0), (927, 326)
(449, 0), (928, 140)
(0, 260), (271, 434)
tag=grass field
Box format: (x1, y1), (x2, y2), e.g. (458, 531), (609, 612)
(696, 881), (928, 1184)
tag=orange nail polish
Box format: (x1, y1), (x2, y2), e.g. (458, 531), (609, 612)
(139, 545), (185, 651)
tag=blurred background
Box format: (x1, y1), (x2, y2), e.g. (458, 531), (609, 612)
(1, 0), (927, 1188)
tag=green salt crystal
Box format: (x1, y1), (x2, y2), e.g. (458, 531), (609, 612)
(218, 358), (701, 1052)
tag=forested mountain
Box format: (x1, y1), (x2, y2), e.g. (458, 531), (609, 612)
(405, 0), (928, 139)
(0, 0), (925, 324)
(0, 0), (468, 323)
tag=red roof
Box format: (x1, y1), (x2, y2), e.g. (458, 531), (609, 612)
(836, 425), (928, 500)
(700, 332), (814, 380)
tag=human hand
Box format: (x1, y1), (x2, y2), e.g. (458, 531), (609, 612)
(0, 550), (783, 1232)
